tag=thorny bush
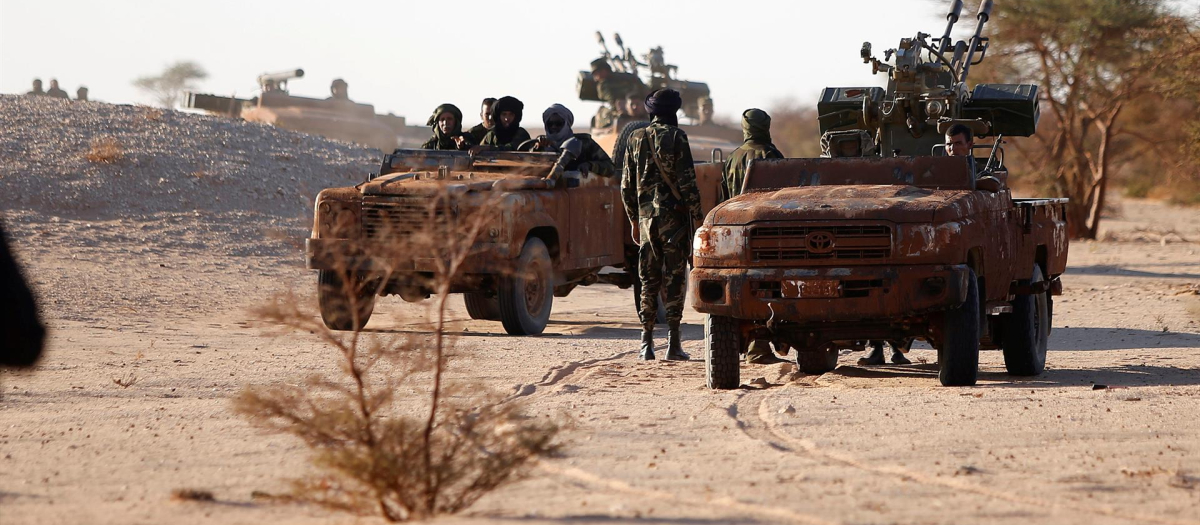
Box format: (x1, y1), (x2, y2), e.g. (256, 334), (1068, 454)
(235, 185), (561, 521)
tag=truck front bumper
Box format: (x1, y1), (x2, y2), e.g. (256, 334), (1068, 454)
(305, 238), (512, 274)
(690, 264), (970, 322)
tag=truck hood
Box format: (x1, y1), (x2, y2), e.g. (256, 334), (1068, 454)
(710, 185), (975, 224)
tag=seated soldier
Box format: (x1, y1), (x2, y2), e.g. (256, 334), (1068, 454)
(468, 97), (497, 143)
(523, 104), (615, 180)
(480, 96), (532, 151)
(944, 123), (974, 157)
(420, 103), (475, 151)
(819, 130), (877, 158)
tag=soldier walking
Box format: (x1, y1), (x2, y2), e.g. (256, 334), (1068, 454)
(621, 89), (703, 361)
(722, 109), (789, 365)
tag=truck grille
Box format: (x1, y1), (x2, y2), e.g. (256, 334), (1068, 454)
(748, 224), (891, 262)
(361, 197), (449, 241)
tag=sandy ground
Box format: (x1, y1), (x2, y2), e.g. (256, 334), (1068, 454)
(3, 99), (1200, 524)
(3, 199), (1198, 525)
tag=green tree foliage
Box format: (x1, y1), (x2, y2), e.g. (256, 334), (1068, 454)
(980, 0), (1200, 237)
(132, 61), (208, 108)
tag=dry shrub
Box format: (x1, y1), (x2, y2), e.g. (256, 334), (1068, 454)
(85, 137), (125, 164)
(235, 185), (561, 522)
(171, 488), (215, 502)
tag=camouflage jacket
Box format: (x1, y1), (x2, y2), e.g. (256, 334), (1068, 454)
(621, 121), (703, 225)
(480, 127), (532, 151)
(721, 140), (782, 202)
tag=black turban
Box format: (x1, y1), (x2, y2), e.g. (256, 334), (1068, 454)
(644, 88), (682, 126)
(490, 96), (525, 144)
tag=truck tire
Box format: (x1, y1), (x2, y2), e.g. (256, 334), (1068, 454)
(463, 292), (500, 321)
(705, 314), (742, 389)
(938, 268), (980, 386)
(318, 269), (375, 331)
(1002, 264), (1049, 376)
(497, 238), (553, 335)
(797, 347), (839, 375)
(613, 120), (651, 173)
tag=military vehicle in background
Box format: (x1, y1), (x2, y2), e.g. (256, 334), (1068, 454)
(578, 32), (743, 167)
(185, 69), (424, 151)
(692, 0), (1069, 388)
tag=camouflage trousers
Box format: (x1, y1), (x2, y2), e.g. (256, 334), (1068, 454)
(637, 211), (690, 327)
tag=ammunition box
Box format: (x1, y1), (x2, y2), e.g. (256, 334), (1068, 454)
(577, 71), (601, 102)
(817, 87), (885, 134)
(962, 84), (1039, 137)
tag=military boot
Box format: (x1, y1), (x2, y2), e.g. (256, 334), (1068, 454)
(639, 326), (655, 361)
(890, 345), (912, 365)
(857, 341), (885, 366)
(665, 321), (690, 361)
(745, 340), (787, 365)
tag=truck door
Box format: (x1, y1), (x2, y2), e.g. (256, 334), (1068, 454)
(567, 177), (623, 269)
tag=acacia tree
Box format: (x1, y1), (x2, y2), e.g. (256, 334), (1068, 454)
(983, 0), (1195, 238)
(132, 61), (208, 108)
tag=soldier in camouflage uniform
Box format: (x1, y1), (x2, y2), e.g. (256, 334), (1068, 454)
(722, 109), (788, 364)
(621, 89), (703, 361)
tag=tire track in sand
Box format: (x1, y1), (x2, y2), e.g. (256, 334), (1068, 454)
(753, 382), (1200, 525)
(500, 350), (839, 524)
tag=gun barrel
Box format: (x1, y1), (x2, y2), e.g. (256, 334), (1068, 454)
(977, 0), (993, 22)
(958, 0), (993, 81)
(939, 0), (965, 51)
(257, 68), (305, 85)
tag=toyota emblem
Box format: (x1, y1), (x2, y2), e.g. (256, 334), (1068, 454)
(806, 231), (836, 253)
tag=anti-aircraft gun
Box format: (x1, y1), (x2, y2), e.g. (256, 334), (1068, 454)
(817, 0), (1039, 159)
(691, 0), (1069, 390)
(578, 32), (716, 123)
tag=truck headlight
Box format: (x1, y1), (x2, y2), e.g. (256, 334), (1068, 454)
(693, 225), (746, 258)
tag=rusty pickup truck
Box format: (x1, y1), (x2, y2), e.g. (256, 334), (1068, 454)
(306, 149), (627, 335)
(691, 155), (1068, 387)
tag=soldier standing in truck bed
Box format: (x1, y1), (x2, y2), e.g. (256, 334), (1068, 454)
(621, 89), (703, 361)
(722, 108), (789, 365)
(481, 96), (532, 151)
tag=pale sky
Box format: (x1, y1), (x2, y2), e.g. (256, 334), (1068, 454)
(1, 0), (1194, 126)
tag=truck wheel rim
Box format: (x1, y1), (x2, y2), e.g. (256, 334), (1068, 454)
(524, 262), (547, 315)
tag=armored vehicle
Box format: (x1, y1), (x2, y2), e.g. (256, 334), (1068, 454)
(692, 0), (1069, 388)
(305, 149), (628, 335)
(185, 69), (409, 151)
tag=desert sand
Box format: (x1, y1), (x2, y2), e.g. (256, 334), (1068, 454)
(2, 96), (1199, 524)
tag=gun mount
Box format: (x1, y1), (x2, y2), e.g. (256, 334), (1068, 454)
(257, 68), (305, 92)
(578, 32), (712, 121)
(818, 0), (1039, 157)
